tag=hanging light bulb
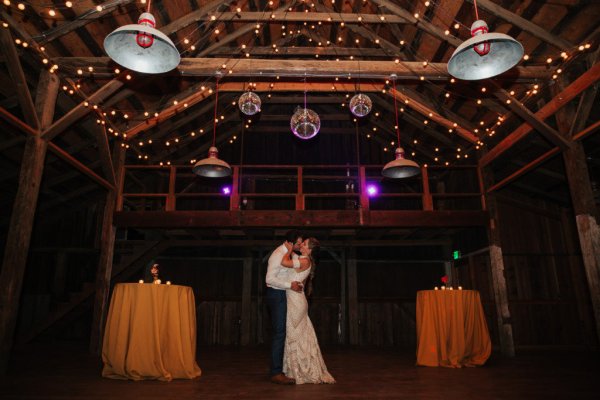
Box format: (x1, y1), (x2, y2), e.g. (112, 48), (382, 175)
(290, 78), (320, 139)
(104, 1), (180, 74)
(349, 93), (372, 117)
(238, 91), (261, 115)
(193, 76), (232, 178)
(382, 76), (420, 179)
(447, 0), (523, 80)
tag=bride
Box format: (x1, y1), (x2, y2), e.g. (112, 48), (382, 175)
(280, 237), (335, 384)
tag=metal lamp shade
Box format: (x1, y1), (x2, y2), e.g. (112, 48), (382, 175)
(104, 23), (180, 74)
(192, 147), (232, 178)
(382, 147), (420, 179)
(447, 31), (523, 81)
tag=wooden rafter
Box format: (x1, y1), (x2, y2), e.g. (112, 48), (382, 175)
(464, 0), (573, 50)
(42, 79), (125, 140)
(491, 85), (571, 150)
(369, 0), (462, 48)
(479, 61), (600, 167)
(159, 0), (235, 36)
(208, 12), (407, 24)
(388, 88), (478, 144)
(34, 0), (136, 45)
(0, 29), (40, 130)
(124, 85), (213, 140)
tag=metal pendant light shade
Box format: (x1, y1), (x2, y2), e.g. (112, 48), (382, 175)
(448, 19), (523, 81)
(192, 146), (232, 178)
(382, 148), (421, 179)
(104, 12), (180, 74)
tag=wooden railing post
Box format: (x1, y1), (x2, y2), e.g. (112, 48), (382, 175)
(230, 166), (240, 210)
(359, 166), (369, 211)
(165, 166), (176, 211)
(296, 166), (304, 210)
(421, 166), (433, 211)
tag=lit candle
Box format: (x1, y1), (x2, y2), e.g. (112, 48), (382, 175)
(166, 281), (171, 285)
(449, 287), (453, 290)
(434, 286), (438, 290)
(441, 286), (446, 290)
(154, 279), (161, 284)
(458, 286), (463, 290)
(138, 280), (144, 283)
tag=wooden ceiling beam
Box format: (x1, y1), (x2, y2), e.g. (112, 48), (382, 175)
(34, 0), (135, 45)
(464, 0), (573, 50)
(0, 29), (40, 130)
(388, 88), (478, 144)
(491, 85), (571, 149)
(479, 60), (600, 167)
(369, 0), (462, 48)
(210, 12), (406, 24)
(54, 57), (551, 81)
(160, 0), (235, 36)
(42, 79), (125, 140)
(123, 84), (213, 140)
(47, 142), (114, 191)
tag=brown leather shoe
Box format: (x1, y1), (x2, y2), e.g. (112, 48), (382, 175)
(270, 373), (295, 385)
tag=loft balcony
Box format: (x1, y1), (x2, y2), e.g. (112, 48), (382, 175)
(114, 164), (488, 229)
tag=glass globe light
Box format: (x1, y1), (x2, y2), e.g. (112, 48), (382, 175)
(290, 107), (320, 139)
(238, 91), (261, 115)
(349, 93), (372, 117)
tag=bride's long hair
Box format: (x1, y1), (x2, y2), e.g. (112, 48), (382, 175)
(304, 237), (320, 297)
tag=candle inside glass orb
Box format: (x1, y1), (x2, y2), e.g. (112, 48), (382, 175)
(154, 279), (161, 284)
(138, 280), (144, 283)
(441, 286), (446, 290)
(166, 281), (171, 285)
(458, 286), (463, 290)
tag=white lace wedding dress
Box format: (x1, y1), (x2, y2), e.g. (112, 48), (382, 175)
(283, 263), (336, 384)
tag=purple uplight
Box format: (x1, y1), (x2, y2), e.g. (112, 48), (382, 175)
(366, 184), (379, 197)
(222, 186), (231, 195)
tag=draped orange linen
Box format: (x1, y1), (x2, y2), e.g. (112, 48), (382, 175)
(416, 289), (492, 367)
(102, 283), (202, 381)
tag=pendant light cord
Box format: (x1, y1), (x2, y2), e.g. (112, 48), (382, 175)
(213, 77), (219, 147)
(392, 78), (401, 145)
(473, 0), (479, 20)
(146, 0), (152, 13)
(303, 76), (307, 109)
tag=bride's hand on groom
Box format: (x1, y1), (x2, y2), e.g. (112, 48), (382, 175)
(291, 281), (303, 292)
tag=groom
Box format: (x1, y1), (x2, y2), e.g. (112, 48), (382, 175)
(265, 230), (304, 384)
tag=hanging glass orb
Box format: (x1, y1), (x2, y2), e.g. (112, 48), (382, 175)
(290, 107), (320, 139)
(238, 91), (261, 115)
(349, 93), (372, 117)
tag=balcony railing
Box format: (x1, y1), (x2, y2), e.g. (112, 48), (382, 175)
(117, 164), (485, 213)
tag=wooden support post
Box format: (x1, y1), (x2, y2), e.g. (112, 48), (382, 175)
(0, 68), (59, 373)
(347, 249), (359, 345)
(553, 73), (600, 344)
(421, 166), (433, 211)
(482, 167), (515, 356)
(240, 257), (252, 345)
(359, 166), (369, 211)
(0, 136), (48, 373)
(89, 145), (125, 355)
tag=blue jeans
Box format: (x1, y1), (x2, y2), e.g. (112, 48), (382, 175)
(265, 287), (286, 376)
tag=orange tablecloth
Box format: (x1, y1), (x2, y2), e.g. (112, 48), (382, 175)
(102, 283), (202, 381)
(416, 289), (491, 367)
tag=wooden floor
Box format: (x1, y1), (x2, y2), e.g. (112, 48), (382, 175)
(1, 342), (597, 399)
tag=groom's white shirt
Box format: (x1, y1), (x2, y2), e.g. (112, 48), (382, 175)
(266, 243), (300, 290)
